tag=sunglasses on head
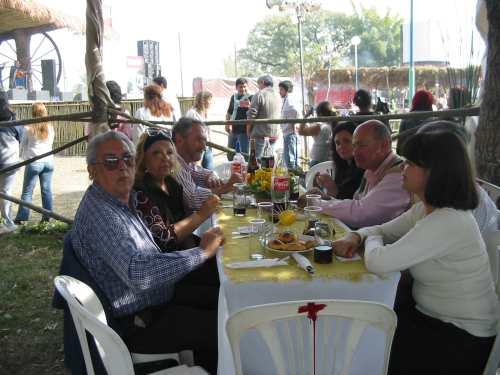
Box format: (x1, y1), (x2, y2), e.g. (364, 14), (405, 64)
(146, 128), (172, 138)
(95, 153), (135, 171)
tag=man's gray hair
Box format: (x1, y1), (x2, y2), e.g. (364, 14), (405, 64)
(173, 116), (204, 140)
(257, 75), (274, 87)
(86, 131), (135, 165)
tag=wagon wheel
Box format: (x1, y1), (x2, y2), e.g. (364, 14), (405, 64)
(0, 31), (63, 92)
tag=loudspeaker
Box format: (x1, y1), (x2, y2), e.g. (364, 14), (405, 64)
(41, 59), (56, 97)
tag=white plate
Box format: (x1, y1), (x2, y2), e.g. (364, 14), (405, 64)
(265, 234), (317, 255)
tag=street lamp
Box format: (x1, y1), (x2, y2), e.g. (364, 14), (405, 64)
(351, 35), (361, 91)
(266, 0), (320, 116)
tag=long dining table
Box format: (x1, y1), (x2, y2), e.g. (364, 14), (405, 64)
(215, 207), (400, 375)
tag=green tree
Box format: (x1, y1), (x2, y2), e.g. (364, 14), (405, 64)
(237, 8), (402, 79)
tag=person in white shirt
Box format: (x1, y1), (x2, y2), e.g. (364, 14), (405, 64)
(132, 84), (174, 145)
(278, 80), (298, 168)
(152, 76), (180, 120)
(333, 128), (497, 375)
(15, 102), (54, 224)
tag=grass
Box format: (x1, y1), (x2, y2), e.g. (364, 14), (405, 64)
(0, 222), (70, 375)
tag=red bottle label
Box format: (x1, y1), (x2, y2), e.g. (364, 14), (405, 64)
(231, 162), (242, 174)
(273, 176), (289, 192)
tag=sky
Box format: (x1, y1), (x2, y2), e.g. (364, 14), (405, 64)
(35, 0), (483, 97)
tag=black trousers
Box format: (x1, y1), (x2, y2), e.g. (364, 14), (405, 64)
(118, 258), (220, 374)
(390, 271), (495, 375)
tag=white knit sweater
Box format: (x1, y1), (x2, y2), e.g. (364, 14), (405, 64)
(357, 202), (498, 337)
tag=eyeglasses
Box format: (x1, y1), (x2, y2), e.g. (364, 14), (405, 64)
(94, 153), (135, 170)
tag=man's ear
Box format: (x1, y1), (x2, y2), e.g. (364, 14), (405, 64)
(88, 165), (96, 180)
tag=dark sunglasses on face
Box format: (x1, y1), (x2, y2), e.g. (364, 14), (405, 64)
(94, 153), (135, 170)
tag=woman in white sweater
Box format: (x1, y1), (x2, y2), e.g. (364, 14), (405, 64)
(333, 128), (497, 374)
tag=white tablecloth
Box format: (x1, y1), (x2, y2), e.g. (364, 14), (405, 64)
(216, 255), (400, 374)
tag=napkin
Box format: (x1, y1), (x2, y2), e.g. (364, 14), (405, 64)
(335, 254), (362, 262)
(291, 253), (315, 275)
(225, 258), (289, 269)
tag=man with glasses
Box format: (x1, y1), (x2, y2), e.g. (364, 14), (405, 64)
(173, 117), (242, 212)
(71, 131), (223, 373)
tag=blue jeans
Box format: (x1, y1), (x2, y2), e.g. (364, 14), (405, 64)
(201, 147), (214, 170)
(227, 133), (249, 161)
(283, 133), (298, 169)
(0, 168), (18, 226)
(15, 161), (54, 221)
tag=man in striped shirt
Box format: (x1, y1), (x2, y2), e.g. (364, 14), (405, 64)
(173, 117), (242, 212)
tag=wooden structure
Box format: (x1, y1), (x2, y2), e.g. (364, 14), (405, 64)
(0, 0), (83, 92)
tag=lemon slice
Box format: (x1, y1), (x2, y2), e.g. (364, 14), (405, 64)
(279, 210), (297, 226)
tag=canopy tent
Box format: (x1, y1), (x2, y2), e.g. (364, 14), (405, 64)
(0, 0), (83, 92)
(0, 0), (83, 40)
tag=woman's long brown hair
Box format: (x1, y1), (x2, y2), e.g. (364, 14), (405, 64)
(29, 102), (52, 140)
(144, 84), (173, 118)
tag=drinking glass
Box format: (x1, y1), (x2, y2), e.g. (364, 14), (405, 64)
(249, 218), (266, 260)
(303, 206), (322, 236)
(257, 202), (273, 224)
(306, 194), (322, 207)
(314, 221), (332, 246)
(233, 183), (248, 216)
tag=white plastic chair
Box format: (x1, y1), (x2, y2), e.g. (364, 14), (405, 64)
(226, 299), (397, 375)
(54, 275), (207, 375)
(484, 230), (500, 297)
(213, 162), (232, 182)
(482, 321), (500, 375)
(305, 161), (334, 190)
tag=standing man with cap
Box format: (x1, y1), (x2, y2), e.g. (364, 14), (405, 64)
(246, 75), (281, 159)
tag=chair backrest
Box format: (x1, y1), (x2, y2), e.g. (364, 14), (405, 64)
(482, 320), (500, 375)
(484, 229), (500, 297)
(226, 299), (397, 375)
(213, 162), (232, 181)
(305, 161), (334, 190)
(54, 275), (135, 375)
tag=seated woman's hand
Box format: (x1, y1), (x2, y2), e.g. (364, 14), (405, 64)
(200, 227), (225, 258)
(332, 232), (361, 258)
(199, 194), (220, 219)
(315, 173), (337, 196)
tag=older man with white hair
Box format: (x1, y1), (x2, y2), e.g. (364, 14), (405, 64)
(71, 131), (223, 373)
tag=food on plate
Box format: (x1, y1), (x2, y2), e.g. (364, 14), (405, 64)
(268, 239), (285, 250)
(283, 242), (307, 251)
(278, 231), (296, 244)
(268, 232), (318, 252)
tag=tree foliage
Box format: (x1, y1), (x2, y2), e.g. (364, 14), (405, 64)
(237, 7), (402, 80)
